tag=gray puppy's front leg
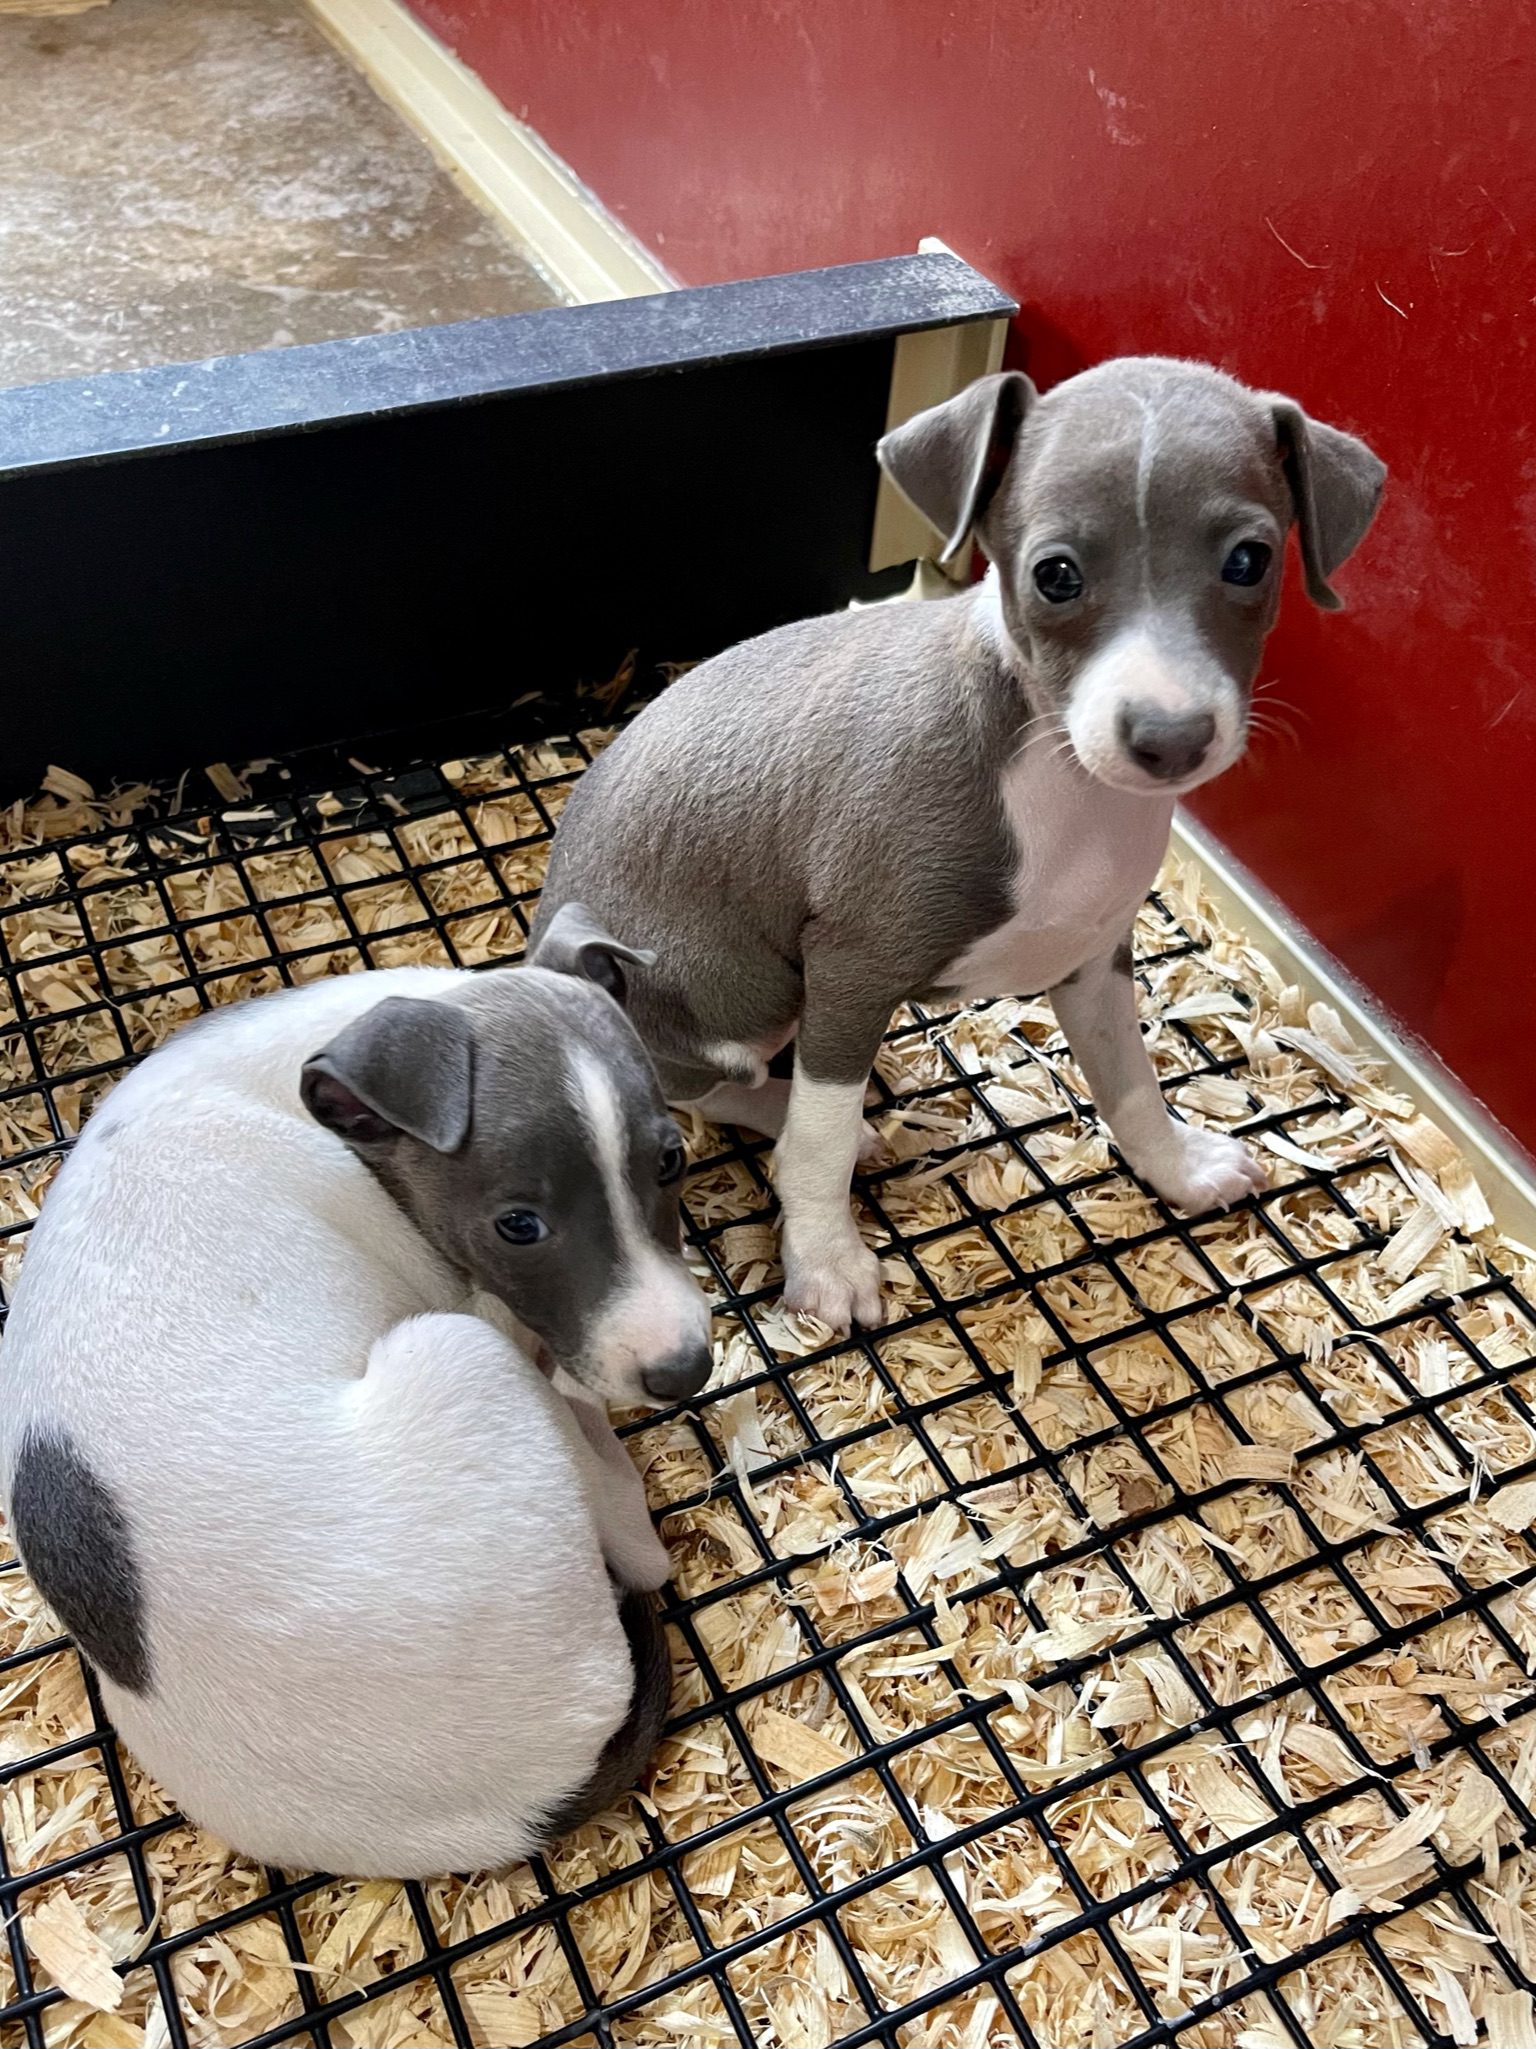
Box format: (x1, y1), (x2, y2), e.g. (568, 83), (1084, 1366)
(773, 957), (891, 1331)
(1050, 944), (1267, 1213)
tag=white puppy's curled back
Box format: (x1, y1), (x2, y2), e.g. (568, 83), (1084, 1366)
(0, 912), (708, 1878)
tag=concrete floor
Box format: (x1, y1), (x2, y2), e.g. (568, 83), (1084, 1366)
(0, 0), (563, 390)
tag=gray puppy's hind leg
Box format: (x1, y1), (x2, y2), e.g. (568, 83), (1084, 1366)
(694, 1078), (886, 1166)
(772, 952), (896, 1332)
(693, 1078), (791, 1137)
(1050, 942), (1267, 1213)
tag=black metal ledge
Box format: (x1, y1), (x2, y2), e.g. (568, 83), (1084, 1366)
(0, 250), (1013, 792)
(0, 254), (1012, 479)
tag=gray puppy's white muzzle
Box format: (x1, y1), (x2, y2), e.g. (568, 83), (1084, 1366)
(1065, 626), (1246, 795)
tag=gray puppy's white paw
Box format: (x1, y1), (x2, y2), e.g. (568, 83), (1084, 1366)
(782, 1231), (884, 1332)
(1142, 1124), (1267, 1214)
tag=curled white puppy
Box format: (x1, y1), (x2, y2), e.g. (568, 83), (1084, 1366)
(0, 905), (711, 1878)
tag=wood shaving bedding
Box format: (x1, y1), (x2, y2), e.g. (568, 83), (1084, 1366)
(1, 738), (1535, 2047)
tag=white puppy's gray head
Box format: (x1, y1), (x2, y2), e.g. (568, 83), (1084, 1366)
(300, 906), (711, 1409)
(879, 357), (1385, 796)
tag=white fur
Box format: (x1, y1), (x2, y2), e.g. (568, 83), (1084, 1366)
(571, 1047), (711, 1401)
(0, 970), (669, 1878)
(774, 1075), (882, 1329)
(1132, 393), (1161, 585)
(939, 720), (1171, 999)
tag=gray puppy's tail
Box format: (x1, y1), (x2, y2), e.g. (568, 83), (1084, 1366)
(536, 1587), (670, 1841)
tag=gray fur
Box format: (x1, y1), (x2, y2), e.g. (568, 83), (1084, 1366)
(11, 1434), (151, 1692)
(879, 368), (1032, 564)
(301, 947), (695, 1401)
(1272, 401), (1387, 609)
(532, 901), (657, 1008)
(532, 356), (1384, 1103)
(536, 595), (1020, 1087)
(536, 1585), (670, 1840)
(302, 996), (476, 1153)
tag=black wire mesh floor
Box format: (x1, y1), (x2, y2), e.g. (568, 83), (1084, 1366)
(2, 717), (1536, 2049)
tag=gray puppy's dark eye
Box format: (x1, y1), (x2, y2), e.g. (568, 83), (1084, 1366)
(1032, 556), (1084, 604)
(658, 1143), (686, 1185)
(1221, 541), (1272, 586)
(495, 1209), (549, 1246)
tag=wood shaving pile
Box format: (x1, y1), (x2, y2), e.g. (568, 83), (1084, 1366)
(2, 730), (1536, 2048)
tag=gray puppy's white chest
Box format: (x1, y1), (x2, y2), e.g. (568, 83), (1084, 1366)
(938, 726), (1173, 1000)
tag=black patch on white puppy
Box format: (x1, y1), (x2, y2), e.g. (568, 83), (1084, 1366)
(537, 1585), (670, 1837)
(12, 1433), (151, 1692)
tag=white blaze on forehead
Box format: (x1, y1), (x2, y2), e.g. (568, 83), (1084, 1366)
(567, 1044), (708, 1394)
(1131, 393), (1165, 609)
(568, 1044), (648, 1266)
(1132, 394), (1162, 543)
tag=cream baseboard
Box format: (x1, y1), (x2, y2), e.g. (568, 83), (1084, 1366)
(305, 0), (675, 304)
(1174, 813), (1536, 1241)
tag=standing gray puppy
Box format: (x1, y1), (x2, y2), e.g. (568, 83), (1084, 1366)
(533, 358), (1385, 1330)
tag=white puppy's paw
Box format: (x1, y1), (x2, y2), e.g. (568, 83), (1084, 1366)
(619, 1526), (674, 1594)
(1140, 1124), (1267, 1215)
(783, 1230), (884, 1332)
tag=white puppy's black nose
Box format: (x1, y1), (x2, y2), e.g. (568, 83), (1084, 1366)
(642, 1342), (713, 1405)
(1118, 705), (1216, 782)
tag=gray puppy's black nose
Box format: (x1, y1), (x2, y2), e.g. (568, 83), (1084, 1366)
(642, 1343), (713, 1405)
(1118, 705), (1216, 782)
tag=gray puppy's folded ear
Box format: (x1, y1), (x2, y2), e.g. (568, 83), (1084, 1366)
(1269, 400), (1387, 611)
(877, 370), (1037, 566)
(528, 901), (656, 1007)
(300, 995), (475, 1152)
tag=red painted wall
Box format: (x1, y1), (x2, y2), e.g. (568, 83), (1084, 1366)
(411, 0), (1536, 1152)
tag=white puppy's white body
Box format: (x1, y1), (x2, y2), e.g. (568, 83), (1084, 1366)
(0, 969), (664, 1878)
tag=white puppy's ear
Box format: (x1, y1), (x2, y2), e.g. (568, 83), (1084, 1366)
(877, 370), (1036, 565)
(300, 996), (475, 1151)
(528, 901), (656, 1007)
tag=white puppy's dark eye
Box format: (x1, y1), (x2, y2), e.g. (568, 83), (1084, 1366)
(495, 1209), (549, 1246)
(1221, 541), (1272, 586)
(1032, 556), (1084, 604)
(658, 1143), (686, 1185)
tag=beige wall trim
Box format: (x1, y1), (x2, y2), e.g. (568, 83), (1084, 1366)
(1174, 811), (1536, 1242)
(305, 0), (676, 304)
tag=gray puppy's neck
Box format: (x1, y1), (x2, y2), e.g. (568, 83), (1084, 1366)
(953, 563), (1052, 737)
